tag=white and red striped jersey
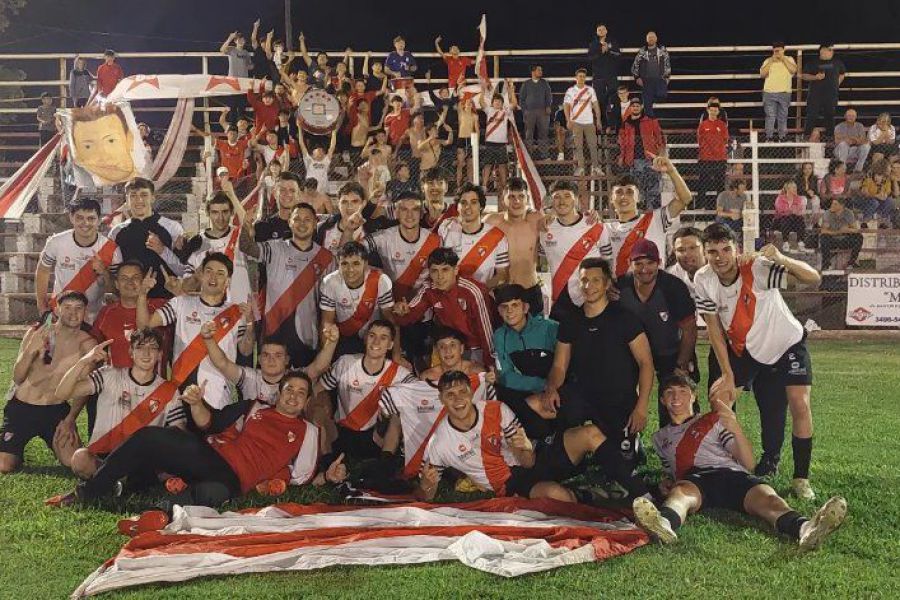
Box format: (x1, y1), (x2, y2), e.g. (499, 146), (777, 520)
(652, 412), (746, 479)
(380, 372), (494, 478)
(319, 269), (394, 338)
(253, 239), (335, 350)
(236, 367), (281, 406)
(39, 230), (122, 323)
(540, 215), (612, 306)
(563, 85), (598, 126)
(423, 401), (521, 494)
(183, 228), (251, 303)
(87, 366), (185, 447)
(693, 257), (802, 365)
(364, 226), (440, 300)
(483, 106), (511, 144)
(156, 295), (246, 408)
(320, 354), (415, 431)
(666, 262), (705, 328)
(606, 207), (679, 278)
(438, 221), (510, 286)
(319, 224), (365, 254)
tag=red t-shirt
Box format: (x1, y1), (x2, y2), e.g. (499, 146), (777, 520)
(210, 407), (307, 493)
(348, 91), (378, 129)
(215, 138), (249, 178)
(97, 63), (125, 97)
(384, 108), (411, 146)
(91, 299), (168, 369)
(444, 56), (473, 87)
(247, 91), (281, 133)
(697, 119), (729, 162)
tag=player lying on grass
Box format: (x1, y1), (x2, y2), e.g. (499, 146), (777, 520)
(632, 374), (846, 551)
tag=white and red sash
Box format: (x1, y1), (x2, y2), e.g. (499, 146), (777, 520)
(569, 87), (592, 122)
(614, 212), (654, 277)
(171, 303), (243, 385)
(88, 380), (179, 455)
(337, 270), (382, 338)
(485, 109), (507, 140)
(550, 222), (604, 301)
(726, 262), (757, 357)
(480, 401), (512, 495)
(264, 247), (333, 336)
(458, 227), (505, 280)
(51, 238), (118, 308)
(339, 362), (401, 431)
(674, 412), (720, 480)
(393, 232), (440, 300)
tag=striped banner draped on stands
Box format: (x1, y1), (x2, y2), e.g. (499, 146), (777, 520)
(0, 133), (60, 220)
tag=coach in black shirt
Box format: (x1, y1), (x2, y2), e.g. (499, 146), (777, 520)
(618, 239), (699, 426)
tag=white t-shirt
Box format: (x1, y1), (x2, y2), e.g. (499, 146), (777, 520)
(319, 269), (395, 338)
(563, 84), (598, 126)
(236, 366), (281, 406)
(184, 228), (251, 303)
(667, 262), (705, 328)
(540, 215), (612, 306)
(304, 155), (331, 193)
(364, 226), (440, 300)
(320, 354), (415, 431)
(483, 106), (511, 144)
(438, 221), (510, 287)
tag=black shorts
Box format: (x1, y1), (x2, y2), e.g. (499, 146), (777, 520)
(505, 431), (577, 497)
(730, 336), (814, 388)
(335, 425), (381, 461)
(481, 142), (508, 166)
(682, 467), (765, 513)
(496, 386), (554, 443)
(521, 283), (544, 316)
(0, 397), (70, 460)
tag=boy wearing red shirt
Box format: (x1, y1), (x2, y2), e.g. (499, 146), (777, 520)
(696, 101), (730, 209)
(96, 50), (124, 98)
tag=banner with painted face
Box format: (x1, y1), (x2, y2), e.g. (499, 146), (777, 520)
(58, 101), (151, 188)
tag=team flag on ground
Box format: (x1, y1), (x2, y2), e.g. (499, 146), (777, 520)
(73, 498), (647, 597)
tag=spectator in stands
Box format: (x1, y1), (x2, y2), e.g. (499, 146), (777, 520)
(696, 100), (729, 210)
(386, 162), (417, 200)
(36, 92), (56, 145)
(868, 112), (897, 162)
(609, 84), (631, 133)
(774, 180), (811, 252)
(796, 162), (823, 229)
(820, 195), (862, 269)
(246, 89), (279, 135)
(518, 65), (553, 158)
(891, 159), (900, 205)
(631, 31), (670, 117)
(68, 56), (93, 108)
(417, 118), (454, 173)
(588, 23), (620, 128)
(221, 30), (252, 78)
(384, 36), (417, 80)
(856, 163), (897, 228)
(834, 108), (871, 173)
(759, 42), (797, 141)
(298, 32), (332, 88)
(801, 44), (846, 140)
(564, 68), (603, 177)
(819, 159), (851, 207)
(95, 49), (124, 100)
(715, 179), (747, 234)
(618, 97), (665, 208)
(434, 36), (472, 88)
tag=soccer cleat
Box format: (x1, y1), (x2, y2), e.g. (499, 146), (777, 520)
(116, 510), (170, 537)
(799, 496), (847, 551)
(791, 478), (816, 501)
(255, 478), (288, 496)
(754, 455), (780, 478)
(632, 497), (677, 544)
(165, 477), (188, 495)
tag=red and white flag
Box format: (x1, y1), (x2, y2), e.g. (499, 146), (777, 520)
(475, 15), (491, 88)
(0, 133), (60, 220)
(508, 118), (547, 210)
(107, 74), (269, 102)
(149, 98), (195, 187)
(73, 498), (647, 597)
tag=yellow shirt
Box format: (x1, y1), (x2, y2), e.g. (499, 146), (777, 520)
(762, 57), (795, 93)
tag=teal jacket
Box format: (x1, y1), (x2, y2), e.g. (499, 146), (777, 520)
(492, 315), (559, 393)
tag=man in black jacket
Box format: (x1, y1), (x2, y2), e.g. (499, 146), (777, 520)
(588, 24), (620, 128)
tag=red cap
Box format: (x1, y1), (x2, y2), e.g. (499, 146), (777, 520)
(629, 238), (660, 262)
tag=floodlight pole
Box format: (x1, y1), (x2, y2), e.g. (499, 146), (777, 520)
(285, 0), (293, 51)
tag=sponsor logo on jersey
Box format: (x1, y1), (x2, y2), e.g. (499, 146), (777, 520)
(186, 310), (201, 325)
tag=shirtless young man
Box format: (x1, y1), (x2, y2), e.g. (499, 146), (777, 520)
(0, 291), (97, 473)
(419, 326), (486, 382)
(484, 176), (545, 315)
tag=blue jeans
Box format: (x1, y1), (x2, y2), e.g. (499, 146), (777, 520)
(855, 196), (898, 224)
(641, 78), (668, 117)
(631, 159), (661, 209)
(763, 91), (791, 139)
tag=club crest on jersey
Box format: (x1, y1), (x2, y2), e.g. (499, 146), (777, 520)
(487, 434), (502, 453)
(581, 238), (593, 249)
(457, 298), (467, 310)
(741, 293), (752, 305)
(148, 399), (159, 413)
(659, 311), (669, 322)
(458, 443), (467, 453)
(477, 247), (487, 257)
(118, 390), (131, 407)
(3, 431), (13, 442)
(340, 297), (351, 306)
(351, 379), (361, 389)
(287, 431), (296, 443)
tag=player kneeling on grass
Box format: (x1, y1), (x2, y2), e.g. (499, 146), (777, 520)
(65, 371), (347, 535)
(632, 374), (846, 551)
(416, 370), (609, 504)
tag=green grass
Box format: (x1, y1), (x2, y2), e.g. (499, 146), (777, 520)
(1, 338), (899, 599)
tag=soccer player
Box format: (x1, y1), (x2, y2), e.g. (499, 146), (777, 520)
(694, 224), (822, 499)
(438, 183), (510, 289)
(419, 326), (485, 381)
(606, 155), (692, 279)
(318, 320), (416, 459)
(540, 180), (613, 323)
(484, 177), (545, 315)
(316, 182), (369, 253)
(319, 241), (397, 357)
(617, 239), (699, 426)
(632, 375), (846, 551)
(415, 371), (607, 503)
(137, 252), (252, 409)
(241, 202), (335, 369)
(109, 178), (185, 299)
(35, 198), (121, 324)
(53, 328), (185, 480)
(393, 247), (498, 367)
(0, 291), (97, 473)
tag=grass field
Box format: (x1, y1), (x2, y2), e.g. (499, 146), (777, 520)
(1, 337), (899, 599)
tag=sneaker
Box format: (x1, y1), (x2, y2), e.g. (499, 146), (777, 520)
(255, 478), (288, 496)
(791, 477), (816, 501)
(799, 496), (847, 551)
(116, 510), (170, 538)
(632, 497), (677, 544)
(165, 477), (187, 495)
(557, 152), (564, 161)
(781, 242), (790, 252)
(574, 167), (585, 176)
(754, 455), (780, 478)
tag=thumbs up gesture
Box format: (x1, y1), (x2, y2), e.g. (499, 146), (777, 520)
(325, 452), (347, 484)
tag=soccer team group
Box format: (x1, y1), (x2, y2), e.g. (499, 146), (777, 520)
(1, 156), (847, 550)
